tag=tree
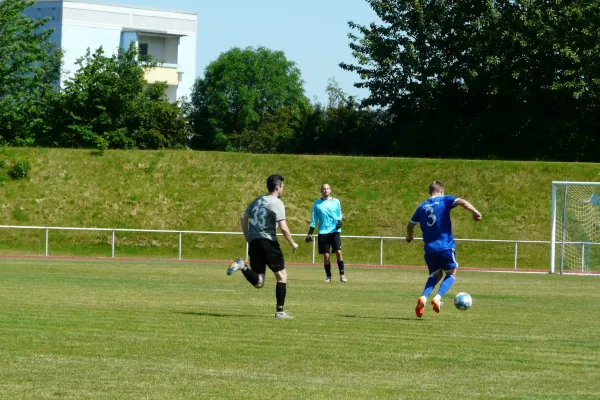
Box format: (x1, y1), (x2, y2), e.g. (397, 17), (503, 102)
(296, 78), (389, 155)
(228, 107), (298, 154)
(189, 46), (310, 151)
(341, 0), (600, 161)
(0, 0), (62, 145)
(44, 44), (189, 150)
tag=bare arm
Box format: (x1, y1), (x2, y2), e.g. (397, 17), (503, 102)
(278, 220), (299, 251)
(240, 213), (250, 242)
(406, 222), (416, 243)
(455, 198), (482, 221)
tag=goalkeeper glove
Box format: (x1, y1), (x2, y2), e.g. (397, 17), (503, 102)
(336, 220), (342, 230)
(306, 226), (315, 243)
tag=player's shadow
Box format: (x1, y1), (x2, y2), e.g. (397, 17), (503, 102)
(340, 314), (418, 321)
(175, 311), (256, 318)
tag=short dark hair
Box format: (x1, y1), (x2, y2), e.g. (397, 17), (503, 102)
(429, 180), (444, 195)
(267, 174), (284, 192)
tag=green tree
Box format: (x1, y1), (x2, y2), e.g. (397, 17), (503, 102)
(296, 78), (388, 155)
(45, 45), (189, 150)
(189, 46), (310, 151)
(0, 0), (62, 145)
(341, 0), (600, 161)
(228, 107), (298, 154)
(131, 83), (190, 150)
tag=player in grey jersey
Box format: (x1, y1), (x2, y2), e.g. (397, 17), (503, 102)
(227, 174), (299, 319)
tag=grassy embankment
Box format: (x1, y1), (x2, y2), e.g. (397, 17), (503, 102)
(0, 147), (597, 269)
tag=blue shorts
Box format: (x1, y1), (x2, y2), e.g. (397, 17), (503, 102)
(424, 248), (458, 275)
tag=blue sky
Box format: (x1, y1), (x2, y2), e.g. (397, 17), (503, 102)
(114, 0), (378, 104)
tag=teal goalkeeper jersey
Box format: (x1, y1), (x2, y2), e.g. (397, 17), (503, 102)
(310, 197), (342, 234)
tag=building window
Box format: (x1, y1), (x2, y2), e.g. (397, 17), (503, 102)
(139, 43), (149, 60)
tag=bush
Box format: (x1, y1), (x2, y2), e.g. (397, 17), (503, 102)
(9, 158), (31, 180)
(0, 158), (5, 169)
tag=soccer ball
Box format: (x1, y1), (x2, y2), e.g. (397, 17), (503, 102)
(454, 292), (472, 310)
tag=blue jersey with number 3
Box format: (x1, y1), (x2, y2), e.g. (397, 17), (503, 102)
(410, 195), (458, 254)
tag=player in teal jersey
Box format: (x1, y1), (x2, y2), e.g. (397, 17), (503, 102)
(406, 181), (482, 318)
(306, 183), (347, 282)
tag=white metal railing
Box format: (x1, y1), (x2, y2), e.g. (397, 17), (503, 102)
(342, 235), (552, 270)
(0, 225), (242, 261)
(0, 224), (567, 271)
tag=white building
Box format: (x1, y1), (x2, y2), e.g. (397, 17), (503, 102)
(25, 0), (197, 103)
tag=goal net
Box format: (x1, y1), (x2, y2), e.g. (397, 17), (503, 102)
(551, 181), (600, 274)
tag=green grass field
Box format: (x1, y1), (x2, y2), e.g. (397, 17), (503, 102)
(1, 257), (598, 399)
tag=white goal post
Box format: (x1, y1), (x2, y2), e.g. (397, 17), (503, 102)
(551, 181), (600, 274)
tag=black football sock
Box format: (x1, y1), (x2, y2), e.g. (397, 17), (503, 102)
(337, 260), (345, 275)
(242, 268), (260, 286)
(276, 282), (286, 312)
(324, 263), (332, 278)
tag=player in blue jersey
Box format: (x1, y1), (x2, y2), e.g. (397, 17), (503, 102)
(306, 183), (347, 282)
(406, 181), (482, 318)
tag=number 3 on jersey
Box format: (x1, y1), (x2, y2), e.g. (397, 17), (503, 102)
(425, 205), (436, 227)
(250, 206), (267, 228)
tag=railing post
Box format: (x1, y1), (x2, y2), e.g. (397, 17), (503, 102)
(380, 238), (384, 266)
(45, 228), (49, 256)
(312, 238), (316, 264)
(178, 232), (182, 260)
(582, 243), (585, 271)
(514, 241), (518, 270)
(111, 230), (115, 258)
(245, 241), (249, 262)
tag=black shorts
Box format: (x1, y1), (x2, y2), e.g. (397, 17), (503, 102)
(318, 232), (342, 254)
(248, 239), (285, 274)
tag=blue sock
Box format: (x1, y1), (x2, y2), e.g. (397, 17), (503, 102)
(437, 275), (456, 297)
(422, 276), (440, 298)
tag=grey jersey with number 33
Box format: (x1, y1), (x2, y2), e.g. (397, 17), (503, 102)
(246, 195), (286, 242)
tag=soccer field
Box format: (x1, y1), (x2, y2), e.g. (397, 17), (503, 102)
(0, 258), (598, 399)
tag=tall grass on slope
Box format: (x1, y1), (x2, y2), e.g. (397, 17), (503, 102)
(0, 148), (598, 269)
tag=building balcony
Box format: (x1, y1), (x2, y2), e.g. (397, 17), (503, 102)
(144, 64), (180, 85)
